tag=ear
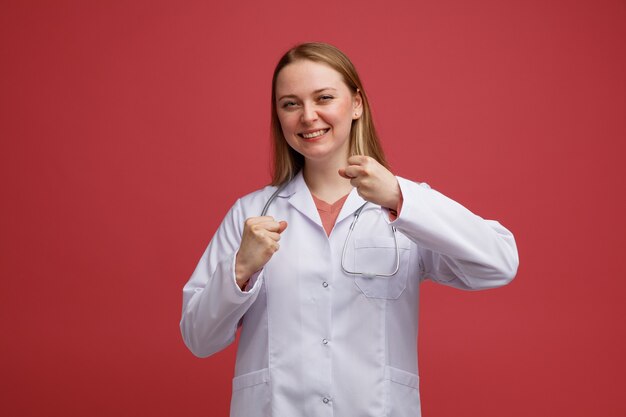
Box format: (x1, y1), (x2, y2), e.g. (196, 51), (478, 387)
(352, 89), (363, 120)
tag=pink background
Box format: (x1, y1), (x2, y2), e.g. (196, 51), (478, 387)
(1, 0), (625, 416)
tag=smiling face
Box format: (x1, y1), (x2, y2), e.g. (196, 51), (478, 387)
(274, 60), (362, 167)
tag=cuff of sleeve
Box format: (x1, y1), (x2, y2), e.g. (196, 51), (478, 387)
(229, 254), (264, 296)
(388, 187), (404, 220)
(386, 176), (430, 226)
(382, 176), (420, 223)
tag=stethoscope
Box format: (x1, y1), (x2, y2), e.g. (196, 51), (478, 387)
(261, 181), (400, 278)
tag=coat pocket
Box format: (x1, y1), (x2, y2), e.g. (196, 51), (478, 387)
(230, 368), (270, 417)
(353, 237), (411, 299)
(384, 366), (421, 417)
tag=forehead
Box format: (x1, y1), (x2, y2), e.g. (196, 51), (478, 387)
(275, 60), (348, 96)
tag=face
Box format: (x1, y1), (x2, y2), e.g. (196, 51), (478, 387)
(275, 60), (362, 166)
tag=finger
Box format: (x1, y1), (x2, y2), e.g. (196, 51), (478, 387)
(344, 165), (365, 179)
(265, 231), (281, 241)
(255, 221), (284, 233)
(244, 216), (276, 227)
(262, 223), (287, 242)
(347, 155), (369, 166)
(263, 236), (280, 252)
(338, 168), (351, 179)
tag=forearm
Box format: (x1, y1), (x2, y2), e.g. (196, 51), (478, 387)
(180, 252), (263, 357)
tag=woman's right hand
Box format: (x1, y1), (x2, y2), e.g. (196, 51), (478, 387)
(235, 216), (288, 289)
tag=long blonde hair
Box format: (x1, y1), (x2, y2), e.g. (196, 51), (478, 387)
(270, 42), (389, 185)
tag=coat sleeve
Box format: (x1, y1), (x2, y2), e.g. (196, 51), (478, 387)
(180, 198), (265, 358)
(389, 177), (519, 290)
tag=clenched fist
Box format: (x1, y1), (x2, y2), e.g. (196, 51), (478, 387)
(339, 155), (402, 211)
(235, 216), (288, 289)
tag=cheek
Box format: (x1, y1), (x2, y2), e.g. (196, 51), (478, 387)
(278, 116), (298, 146)
(331, 102), (355, 122)
(278, 113), (297, 133)
(327, 108), (353, 129)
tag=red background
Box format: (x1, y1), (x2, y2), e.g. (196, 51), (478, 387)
(1, 0), (625, 416)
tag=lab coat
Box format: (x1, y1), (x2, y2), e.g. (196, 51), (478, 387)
(180, 171), (518, 417)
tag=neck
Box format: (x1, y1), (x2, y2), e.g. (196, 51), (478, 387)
(303, 157), (353, 203)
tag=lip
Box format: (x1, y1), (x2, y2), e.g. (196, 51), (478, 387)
(298, 128), (330, 139)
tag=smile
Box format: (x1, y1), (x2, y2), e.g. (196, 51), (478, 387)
(298, 129), (330, 139)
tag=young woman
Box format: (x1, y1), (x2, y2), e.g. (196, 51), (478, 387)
(180, 42), (519, 417)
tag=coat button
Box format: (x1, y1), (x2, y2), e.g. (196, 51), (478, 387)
(322, 397), (330, 404)
(322, 282), (328, 288)
(322, 338), (328, 345)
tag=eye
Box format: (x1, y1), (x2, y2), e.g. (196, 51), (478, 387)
(318, 95), (334, 102)
(281, 101), (298, 109)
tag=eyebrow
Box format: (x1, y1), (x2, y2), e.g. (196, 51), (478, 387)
(278, 88), (337, 101)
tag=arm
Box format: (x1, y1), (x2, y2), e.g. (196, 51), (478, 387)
(340, 156), (518, 290)
(390, 178), (519, 290)
(180, 199), (264, 358)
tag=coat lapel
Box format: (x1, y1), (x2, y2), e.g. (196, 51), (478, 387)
(335, 188), (367, 225)
(279, 171), (322, 228)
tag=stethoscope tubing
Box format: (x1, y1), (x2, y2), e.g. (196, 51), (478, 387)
(260, 180), (400, 278)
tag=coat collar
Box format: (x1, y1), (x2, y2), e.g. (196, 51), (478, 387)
(277, 171), (368, 228)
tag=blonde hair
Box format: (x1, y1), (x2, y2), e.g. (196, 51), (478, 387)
(270, 42), (389, 185)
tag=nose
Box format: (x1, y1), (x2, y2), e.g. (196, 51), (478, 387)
(300, 103), (318, 124)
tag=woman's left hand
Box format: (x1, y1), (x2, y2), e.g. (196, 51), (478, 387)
(339, 155), (402, 211)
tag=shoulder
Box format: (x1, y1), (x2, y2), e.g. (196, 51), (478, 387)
(215, 184), (278, 234)
(232, 184), (280, 218)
